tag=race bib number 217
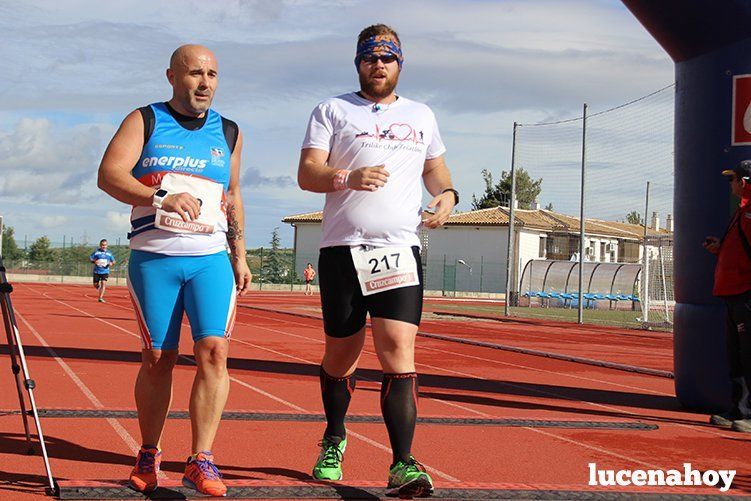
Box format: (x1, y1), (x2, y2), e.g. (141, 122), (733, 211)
(350, 246), (420, 296)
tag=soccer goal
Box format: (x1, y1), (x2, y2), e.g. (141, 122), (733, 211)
(639, 234), (674, 329)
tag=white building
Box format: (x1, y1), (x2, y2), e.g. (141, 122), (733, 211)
(282, 207), (672, 294)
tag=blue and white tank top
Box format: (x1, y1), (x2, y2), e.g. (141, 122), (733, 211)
(129, 102), (233, 256)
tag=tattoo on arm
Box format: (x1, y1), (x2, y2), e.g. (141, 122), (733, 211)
(226, 202), (244, 244)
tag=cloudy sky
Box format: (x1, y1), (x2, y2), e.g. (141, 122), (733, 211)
(0, 0), (673, 248)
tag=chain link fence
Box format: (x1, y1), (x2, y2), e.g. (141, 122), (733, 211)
(507, 85), (675, 330)
(3, 242), (509, 297)
(3, 247), (306, 290)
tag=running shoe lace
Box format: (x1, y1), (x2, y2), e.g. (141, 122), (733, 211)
(317, 439), (344, 467)
(401, 457), (426, 474)
(193, 457), (223, 480)
(136, 451), (156, 473)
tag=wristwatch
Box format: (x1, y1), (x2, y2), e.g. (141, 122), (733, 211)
(441, 188), (459, 205)
(152, 189), (168, 209)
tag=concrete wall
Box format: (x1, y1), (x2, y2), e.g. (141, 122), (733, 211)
(285, 221), (645, 294)
(291, 223), (323, 284)
(410, 225), (509, 293)
(583, 236), (619, 263)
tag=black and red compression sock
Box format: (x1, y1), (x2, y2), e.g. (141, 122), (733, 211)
(320, 365), (356, 439)
(381, 372), (418, 465)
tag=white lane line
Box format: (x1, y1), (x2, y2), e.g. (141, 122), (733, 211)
(34, 286), (460, 483)
(231, 321), (491, 418)
(239, 308), (677, 408)
(420, 345), (672, 396)
(233, 306), (739, 442)
(528, 427), (658, 469)
(14, 311), (168, 479)
(40, 293), (310, 413)
(85, 290), (486, 418)
(25, 284), (738, 464)
(233, 316), (663, 467)
(24, 286), (723, 436)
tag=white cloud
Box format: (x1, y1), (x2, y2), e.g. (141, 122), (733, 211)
(0, 118), (114, 203)
(106, 211), (131, 233)
(0, 0), (674, 246)
(39, 215), (70, 228)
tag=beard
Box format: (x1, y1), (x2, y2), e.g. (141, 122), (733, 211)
(185, 91), (213, 115)
(359, 70), (399, 100)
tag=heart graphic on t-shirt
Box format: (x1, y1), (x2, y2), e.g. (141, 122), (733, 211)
(389, 123), (414, 141)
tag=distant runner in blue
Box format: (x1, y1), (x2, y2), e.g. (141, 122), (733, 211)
(90, 239), (116, 303)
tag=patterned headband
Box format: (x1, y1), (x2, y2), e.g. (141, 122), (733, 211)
(354, 34), (403, 69)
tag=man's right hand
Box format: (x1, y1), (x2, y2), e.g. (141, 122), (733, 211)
(703, 236), (720, 254)
(346, 165), (389, 191)
(161, 192), (202, 222)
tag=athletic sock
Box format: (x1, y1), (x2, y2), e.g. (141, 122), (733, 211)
(381, 372), (418, 465)
(320, 365), (356, 438)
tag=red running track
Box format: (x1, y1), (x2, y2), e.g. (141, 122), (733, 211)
(238, 292), (673, 373)
(0, 284), (749, 499)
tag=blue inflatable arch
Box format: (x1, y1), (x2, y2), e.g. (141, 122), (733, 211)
(624, 0), (751, 409)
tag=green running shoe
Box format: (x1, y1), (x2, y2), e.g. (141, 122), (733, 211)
(312, 436), (346, 480)
(386, 457), (434, 498)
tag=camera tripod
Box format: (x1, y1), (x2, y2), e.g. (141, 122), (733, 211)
(0, 257), (56, 495)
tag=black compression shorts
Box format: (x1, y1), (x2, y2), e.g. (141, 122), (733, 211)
(318, 246), (423, 338)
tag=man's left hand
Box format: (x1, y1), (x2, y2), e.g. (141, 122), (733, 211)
(423, 191), (456, 228)
(232, 257), (252, 296)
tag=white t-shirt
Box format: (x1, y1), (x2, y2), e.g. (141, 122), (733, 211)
(302, 92), (446, 248)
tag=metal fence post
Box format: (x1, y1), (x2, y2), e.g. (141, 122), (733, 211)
(442, 254), (446, 296)
(454, 258), (458, 297)
(259, 247), (264, 291)
(642, 181), (651, 324)
(479, 255), (484, 293)
(578, 103), (588, 325)
(504, 122), (518, 316)
(291, 248), (296, 291)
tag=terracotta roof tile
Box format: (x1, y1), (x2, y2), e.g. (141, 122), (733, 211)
(282, 207), (672, 240)
(281, 211), (324, 223)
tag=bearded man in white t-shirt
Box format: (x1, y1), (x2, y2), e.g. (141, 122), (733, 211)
(298, 23), (457, 498)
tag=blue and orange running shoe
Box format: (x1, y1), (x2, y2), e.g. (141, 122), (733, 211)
(128, 446), (161, 493)
(182, 451), (227, 496)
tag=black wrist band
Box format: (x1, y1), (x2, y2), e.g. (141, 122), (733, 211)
(441, 188), (459, 205)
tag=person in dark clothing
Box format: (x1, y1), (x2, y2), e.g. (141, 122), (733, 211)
(704, 160), (751, 431)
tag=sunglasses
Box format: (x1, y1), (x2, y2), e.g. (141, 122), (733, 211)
(361, 54), (398, 65)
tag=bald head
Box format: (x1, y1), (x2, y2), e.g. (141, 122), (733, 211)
(169, 44), (217, 71)
(166, 44), (219, 117)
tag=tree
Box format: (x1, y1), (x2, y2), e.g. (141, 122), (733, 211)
(625, 211), (643, 226)
(260, 227), (287, 284)
(28, 236), (54, 262)
(471, 167), (543, 210)
(1, 225), (25, 260)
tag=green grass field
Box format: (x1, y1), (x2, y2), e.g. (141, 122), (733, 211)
(429, 302), (672, 332)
